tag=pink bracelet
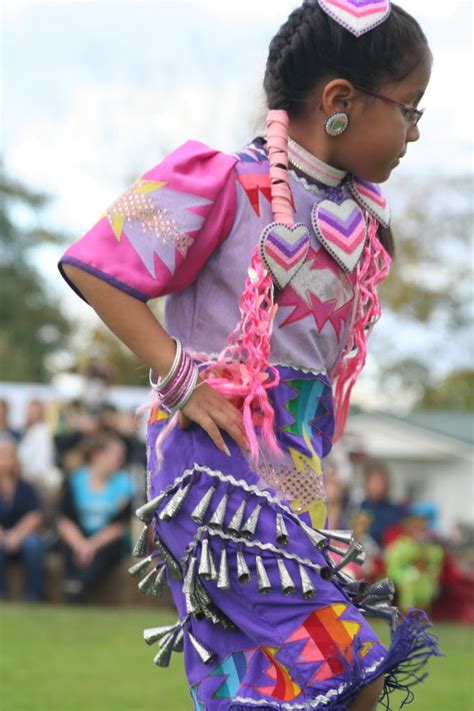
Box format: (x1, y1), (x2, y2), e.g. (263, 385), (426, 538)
(148, 338), (199, 414)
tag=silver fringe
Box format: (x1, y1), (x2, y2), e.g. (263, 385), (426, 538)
(153, 632), (175, 667)
(255, 555), (271, 594)
(360, 578), (395, 605)
(183, 556), (199, 615)
(331, 541), (365, 573)
(151, 565), (167, 597)
(276, 513), (289, 546)
(158, 482), (191, 522)
(217, 548), (231, 590)
(208, 494), (229, 529)
(320, 529), (355, 545)
(173, 628), (184, 652)
(138, 567), (159, 594)
(132, 525), (149, 558)
(227, 500), (247, 534)
(144, 623), (178, 646)
(187, 632), (215, 664)
(190, 487), (216, 524)
(277, 558), (296, 595)
(301, 522), (330, 550)
(236, 550), (251, 584)
(135, 492), (166, 524)
(241, 504), (262, 538)
(299, 563), (316, 599)
(198, 538), (217, 581)
(128, 554), (153, 577)
(154, 539), (183, 580)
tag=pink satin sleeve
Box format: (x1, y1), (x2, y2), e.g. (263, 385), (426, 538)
(57, 140), (238, 304)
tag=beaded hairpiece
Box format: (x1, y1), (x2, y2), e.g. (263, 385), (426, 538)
(318, 0), (392, 37)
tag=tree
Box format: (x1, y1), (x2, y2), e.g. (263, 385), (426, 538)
(0, 162), (71, 382)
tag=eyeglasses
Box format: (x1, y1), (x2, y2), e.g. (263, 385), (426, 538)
(353, 85), (425, 127)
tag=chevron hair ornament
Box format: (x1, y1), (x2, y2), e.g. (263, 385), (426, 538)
(319, 0), (392, 37)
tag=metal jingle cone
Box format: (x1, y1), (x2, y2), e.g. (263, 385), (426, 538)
(341, 579), (369, 598)
(144, 623), (178, 646)
(128, 554), (153, 578)
(276, 513), (289, 546)
(194, 578), (213, 610)
(159, 482), (191, 522)
(328, 543), (366, 566)
(153, 632), (176, 667)
(364, 578), (396, 602)
(255, 555), (272, 594)
(187, 631), (215, 664)
(136, 492), (166, 524)
(173, 627), (185, 653)
(191, 487), (216, 524)
(183, 556), (199, 615)
(154, 539), (183, 580)
(132, 525), (149, 558)
(277, 558), (296, 595)
(198, 538), (216, 581)
(208, 493), (229, 529)
(217, 548), (231, 590)
(361, 603), (401, 630)
(301, 522), (330, 550)
(320, 529), (355, 545)
(299, 564), (316, 599)
(138, 567), (159, 594)
(150, 565), (167, 597)
(227, 500), (247, 534)
(241, 504), (262, 538)
(236, 550), (251, 584)
(331, 541), (365, 573)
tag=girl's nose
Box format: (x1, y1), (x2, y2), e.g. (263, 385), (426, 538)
(407, 123), (421, 143)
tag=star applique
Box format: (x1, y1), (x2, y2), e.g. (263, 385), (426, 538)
(277, 246), (355, 338)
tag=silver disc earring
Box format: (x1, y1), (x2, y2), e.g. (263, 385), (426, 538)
(325, 112), (349, 137)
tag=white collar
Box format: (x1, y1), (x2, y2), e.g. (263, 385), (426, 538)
(287, 137), (348, 187)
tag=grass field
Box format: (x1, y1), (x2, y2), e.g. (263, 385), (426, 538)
(1, 603), (473, 711)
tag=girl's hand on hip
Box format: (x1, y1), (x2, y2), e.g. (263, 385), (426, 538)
(177, 380), (249, 456)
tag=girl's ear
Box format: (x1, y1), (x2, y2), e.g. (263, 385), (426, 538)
(320, 79), (358, 116)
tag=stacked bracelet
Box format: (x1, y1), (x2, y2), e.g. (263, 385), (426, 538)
(149, 338), (199, 414)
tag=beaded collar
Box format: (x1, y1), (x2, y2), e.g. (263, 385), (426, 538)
(287, 137), (348, 188)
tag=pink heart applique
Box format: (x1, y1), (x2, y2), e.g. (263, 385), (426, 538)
(259, 222), (311, 291)
(311, 199), (367, 273)
(349, 177), (391, 228)
(319, 0), (391, 37)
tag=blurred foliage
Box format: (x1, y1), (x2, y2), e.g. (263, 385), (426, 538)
(417, 369), (474, 411)
(0, 163), (71, 382)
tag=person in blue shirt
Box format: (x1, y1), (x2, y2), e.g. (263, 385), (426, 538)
(0, 435), (45, 601)
(360, 460), (406, 548)
(57, 430), (135, 602)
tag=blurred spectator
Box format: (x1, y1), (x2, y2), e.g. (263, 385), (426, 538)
(17, 399), (56, 492)
(385, 511), (444, 613)
(351, 510), (385, 583)
(0, 399), (21, 442)
(360, 460), (406, 547)
(0, 435), (45, 601)
(324, 465), (351, 530)
(57, 430), (135, 602)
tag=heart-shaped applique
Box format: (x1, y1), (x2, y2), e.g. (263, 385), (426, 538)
(319, 0), (391, 38)
(349, 177), (391, 228)
(311, 199), (367, 273)
(259, 222), (311, 291)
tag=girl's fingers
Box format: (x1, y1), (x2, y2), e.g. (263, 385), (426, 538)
(199, 415), (231, 456)
(177, 411), (191, 429)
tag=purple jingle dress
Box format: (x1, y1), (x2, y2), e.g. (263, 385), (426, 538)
(58, 138), (440, 710)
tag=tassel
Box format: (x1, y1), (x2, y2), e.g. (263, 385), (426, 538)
(198, 538), (217, 581)
(236, 550), (251, 584)
(301, 522), (330, 550)
(276, 513), (289, 546)
(132, 525), (149, 558)
(138, 567), (159, 595)
(144, 623), (178, 646)
(299, 564), (316, 599)
(173, 628), (184, 653)
(241, 504), (262, 538)
(154, 539), (183, 580)
(217, 548), (231, 590)
(320, 529), (355, 545)
(183, 556), (199, 615)
(331, 541), (365, 573)
(135, 492), (166, 524)
(255, 555), (272, 594)
(227, 500), (247, 534)
(277, 558), (296, 595)
(128, 554), (153, 578)
(208, 493), (229, 529)
(159, 482), (191, 522)
(151, 565), (167, 597)
(153, 632), (176, 667)
(188, 631), (215, 664)
(191, 487), (216, 524)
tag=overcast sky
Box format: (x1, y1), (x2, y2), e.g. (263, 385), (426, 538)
(1, 0), (473, 395)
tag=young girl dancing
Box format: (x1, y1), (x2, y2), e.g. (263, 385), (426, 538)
(58, 1), (440, 708)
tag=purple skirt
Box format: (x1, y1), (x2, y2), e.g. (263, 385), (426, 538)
(131, 366), (440, 710)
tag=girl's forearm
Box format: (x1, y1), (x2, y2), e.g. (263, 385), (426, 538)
(62, 264), (177, 377)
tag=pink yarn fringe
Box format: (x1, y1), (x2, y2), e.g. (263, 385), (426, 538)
(331, 216), (392, 442)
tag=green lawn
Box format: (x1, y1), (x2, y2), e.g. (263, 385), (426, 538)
(1, 603), (473, 711)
